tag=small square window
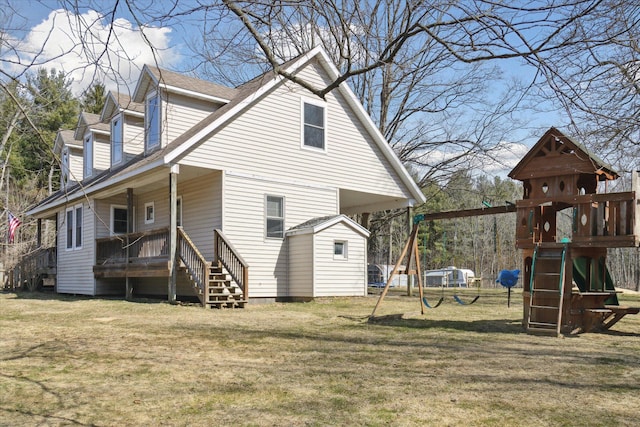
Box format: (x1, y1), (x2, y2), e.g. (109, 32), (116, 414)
(145, 202), (155, 224)
(334, 241), (347, 259)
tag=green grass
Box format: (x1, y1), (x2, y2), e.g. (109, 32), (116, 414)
(1, 289), (639, 426)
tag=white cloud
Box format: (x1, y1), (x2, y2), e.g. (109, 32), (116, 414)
(2, 9), (181, 95)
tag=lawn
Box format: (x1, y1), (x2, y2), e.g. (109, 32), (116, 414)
(1, 288), (639, 426)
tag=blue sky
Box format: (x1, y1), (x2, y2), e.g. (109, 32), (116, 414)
(3, 0), (570, 176)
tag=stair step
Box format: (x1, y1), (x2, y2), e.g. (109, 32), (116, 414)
(531, 305), (559, 310)
(528, 321), (558, 327)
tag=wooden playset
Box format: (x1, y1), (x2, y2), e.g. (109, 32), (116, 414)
(509, 127), (639, 335)
(371, 127), (639, 335)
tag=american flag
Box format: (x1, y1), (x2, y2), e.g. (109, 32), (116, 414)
(8, 211), (21, 243)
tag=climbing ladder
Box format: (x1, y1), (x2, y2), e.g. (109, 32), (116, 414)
(526, 244), (567, 336)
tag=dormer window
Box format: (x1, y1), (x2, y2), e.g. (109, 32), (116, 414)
(111, 114), (123, 165)
(83, 134), (93, 178)
(61, 147), (69, 187)
(145, 92), (160, 151)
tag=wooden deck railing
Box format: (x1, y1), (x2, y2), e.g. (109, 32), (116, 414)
(96, 228), (170, 264)
(8, 246), (56, 290)
(516, 191), (639, 247)
(214, 229), (249, 299)
(177, 227), (209, 294)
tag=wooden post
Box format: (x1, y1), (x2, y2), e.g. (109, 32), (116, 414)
(406, 206), (413, 297)
(125, 188), (134, 300)
(36, 218), (42, 248)
(168, 167), (178, 303)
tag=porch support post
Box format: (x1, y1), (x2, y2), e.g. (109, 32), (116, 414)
(125, 188), (134, 300)
(168, 167), (179, 304)
(36, 218), (42, 248)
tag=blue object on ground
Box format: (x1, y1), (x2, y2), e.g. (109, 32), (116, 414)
(496, 269), (520, 288)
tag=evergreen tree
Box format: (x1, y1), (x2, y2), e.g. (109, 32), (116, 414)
(81, 83), (106, 115)
(14, 69), (79, 188)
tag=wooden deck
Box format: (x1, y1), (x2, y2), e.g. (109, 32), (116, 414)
(94, 228), (171, 278)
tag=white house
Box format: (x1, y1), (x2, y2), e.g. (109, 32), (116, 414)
(26, 47), (425, 306)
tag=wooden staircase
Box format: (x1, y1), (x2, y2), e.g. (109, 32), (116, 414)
(526, 244), (567, 336)
(205, 264), (247, 308)
(178, 227), (248, 309)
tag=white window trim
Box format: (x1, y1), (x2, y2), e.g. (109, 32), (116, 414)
(144, 201), (155, 224)
(83, 133), (93, 178)
(265, 194), (285, 240)
(111, 113), (124, 165)
(65, 204), (83, 250)
(334, 240), (348, 260)
(145, 91), (161, 152)
(61, 147), (69, 187)
(65, 207), (74, 251)
(110, 204), (131, 236)
(300, 97), (327, 152)
(74, 204), (83, 250)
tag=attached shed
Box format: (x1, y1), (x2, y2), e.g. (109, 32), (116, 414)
(286, 215), (370, 298)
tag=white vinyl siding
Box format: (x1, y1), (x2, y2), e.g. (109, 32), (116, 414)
(134, 171), (222, 259)
(56, 202), (96, 295)
(68, 147), (83, 183)
(180, 60), (411, 205)
(313, 223), (367, 296)
(222, 173), (338, 298)
(123, 114), (144, 161)
(162, 93), (217, 146)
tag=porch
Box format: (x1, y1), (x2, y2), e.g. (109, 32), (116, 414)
(93, 227), (249, 308)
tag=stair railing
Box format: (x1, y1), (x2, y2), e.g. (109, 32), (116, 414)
(214, 229), (249, 299)
(177, 227), (209, 295)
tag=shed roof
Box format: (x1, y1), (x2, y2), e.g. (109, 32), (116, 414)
(286, 215), (370, 237)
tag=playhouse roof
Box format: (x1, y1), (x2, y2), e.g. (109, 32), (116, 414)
(508, 127), (619, 182)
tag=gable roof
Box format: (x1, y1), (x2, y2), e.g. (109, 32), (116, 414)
(74, 112), (110, 140)
(53, 129), (81, 154)
(28, 47), (425, 216)
(101, 91), (144, 121)
(508, 127), (619, 181)
(286, 214), (370, 237)
(161, 47), (425, 204)
(132, 65), (238, 104)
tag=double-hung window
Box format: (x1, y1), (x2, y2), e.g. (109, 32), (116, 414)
(265, 195), (284, 239)
(65, 204), (83, 250)
(111, 114), (123, 165)
(145, 92), (160, 151)
(83, 134), (93, 178)
(111, 205), (129, 235)
(302, 99), (326, 150)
